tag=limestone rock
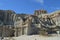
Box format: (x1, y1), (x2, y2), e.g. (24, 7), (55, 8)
(0, 10), (60, 37)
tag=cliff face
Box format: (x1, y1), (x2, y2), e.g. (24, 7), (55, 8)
(0, 10), (60, 37)
(0, 10), (16, 37)
(0, 10), (16, 25)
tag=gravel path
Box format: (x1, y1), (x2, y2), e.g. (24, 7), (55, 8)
(13, 35), (60, 40)
(2, 35), (60, 40)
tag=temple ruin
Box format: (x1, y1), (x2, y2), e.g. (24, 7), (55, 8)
(0, 10), (60, 37)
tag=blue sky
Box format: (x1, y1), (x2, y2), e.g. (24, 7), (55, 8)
(0, 0), (60, 14)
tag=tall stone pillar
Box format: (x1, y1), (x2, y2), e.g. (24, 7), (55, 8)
(14, 27), (18, 37)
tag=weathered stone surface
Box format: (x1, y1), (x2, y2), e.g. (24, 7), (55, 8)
(0, 10), (16, 25)
(0, 10), (60, 37)
(34, 10), (47, 16)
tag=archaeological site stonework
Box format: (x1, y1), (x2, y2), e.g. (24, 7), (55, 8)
(0, 10), (60, 37)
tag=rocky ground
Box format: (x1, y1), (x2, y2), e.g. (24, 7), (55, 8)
(2, 34), (60, 40)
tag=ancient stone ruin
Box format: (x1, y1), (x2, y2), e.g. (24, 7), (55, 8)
(0, 10), (60, 37)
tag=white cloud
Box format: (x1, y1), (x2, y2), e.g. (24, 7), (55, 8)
(50, 7), (60, 10)
(35, 0), (44, 5)
(55, 8), (60, 9)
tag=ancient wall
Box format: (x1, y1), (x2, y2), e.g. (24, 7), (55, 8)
(0, 10), (60, 37)
(34, 10), (47, 16)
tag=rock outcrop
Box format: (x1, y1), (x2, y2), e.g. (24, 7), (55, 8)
(0, 10), (60, 37)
